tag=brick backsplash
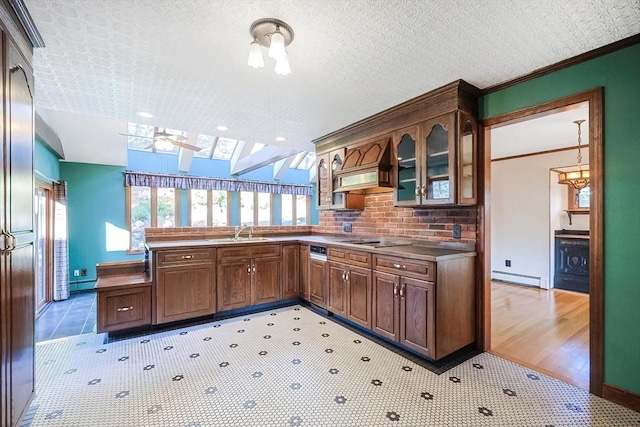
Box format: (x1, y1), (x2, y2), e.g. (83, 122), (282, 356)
(315, 192), (478, 245)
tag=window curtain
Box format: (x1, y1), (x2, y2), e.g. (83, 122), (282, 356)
(124, 171), (313, 196)
(53, 180), (70, 301)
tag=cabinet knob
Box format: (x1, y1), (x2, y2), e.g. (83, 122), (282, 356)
(393, 263), (401, 269)
(116, 306), (133, 312)
(181, 255), (194, 260)
(421, 185), (426, 197)
(247, 265), (251, 274)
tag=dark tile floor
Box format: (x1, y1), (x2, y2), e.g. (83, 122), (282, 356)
(35, 291), (97, 342)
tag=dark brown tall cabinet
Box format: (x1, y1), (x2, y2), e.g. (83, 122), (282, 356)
(1, 3), (43, 426)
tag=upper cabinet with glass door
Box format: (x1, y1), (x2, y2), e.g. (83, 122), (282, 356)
(315, 150), (365, 211)
(392, 112), (477, 207)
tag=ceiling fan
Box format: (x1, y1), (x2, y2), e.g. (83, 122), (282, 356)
(119, 128), (202, 152)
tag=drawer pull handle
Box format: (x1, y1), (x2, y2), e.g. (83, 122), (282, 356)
(393, 284), (398, 297)
(247, 266), (251, 274)
(393, 263), (402, 269)
(400, 284), (405, 299)
(181, 255), (194, 260)
(117, 306), (133, 312)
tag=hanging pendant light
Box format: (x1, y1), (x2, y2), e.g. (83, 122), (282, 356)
(247, 18), (294, 75)
(557, 119), (590, 190)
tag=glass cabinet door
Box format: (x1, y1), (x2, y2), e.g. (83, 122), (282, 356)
(458, 111), (477, 205)
(316, 153), (330, 210)
(330, 149), (345, 207)
(393, 125), (419, 205)
(422, 114), (455, 204)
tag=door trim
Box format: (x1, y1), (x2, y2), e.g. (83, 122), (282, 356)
(478, 88), (604, 396)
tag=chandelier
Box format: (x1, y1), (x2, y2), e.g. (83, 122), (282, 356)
(557, 119), (590, 190)
(247, 18), (294, 75)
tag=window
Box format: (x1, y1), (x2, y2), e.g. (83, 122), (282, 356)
(568, 186), (590, 211)
(212, 137), (238, 159)
(126, 186), (180, 252)
(296, 195), (307, 225)
(128, 186), (151, 252)
(257, 192), (271, 226)
(189, 189), (229, 226)
(282, 194), (310, 225)
(240, 191), (254, 226)
(281, 194), (293, 225)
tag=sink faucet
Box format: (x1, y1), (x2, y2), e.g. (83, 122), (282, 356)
(234, 225), (253, 240)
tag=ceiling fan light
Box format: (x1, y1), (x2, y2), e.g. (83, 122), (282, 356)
(247, 39), (264, 69)
(268, 28), (286, 60)
(155, 138), (174, 151)
(274, 55), (291, 75)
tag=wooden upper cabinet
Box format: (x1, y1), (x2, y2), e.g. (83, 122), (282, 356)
(457, 111), (477, 205)
(316, 153), (330, 210)
(393, 125), (421, 206)
(421, 113), (456, 205)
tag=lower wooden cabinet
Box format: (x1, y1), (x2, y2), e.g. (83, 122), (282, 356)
(329, 261), (372, 328)
(156, 263), (216, 324)
(98, 286), (152, 333)
(309, 258), (327, 308)
(282, 244), (300, 299)
(217, 244), (281, 311)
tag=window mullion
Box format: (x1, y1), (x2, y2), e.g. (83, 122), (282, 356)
(150, 187), (158, 227)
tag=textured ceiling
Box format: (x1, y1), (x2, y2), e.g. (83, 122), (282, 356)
(26, 0), (640, 155)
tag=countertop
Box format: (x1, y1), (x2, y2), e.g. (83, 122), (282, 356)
(146, 234), (476, 262)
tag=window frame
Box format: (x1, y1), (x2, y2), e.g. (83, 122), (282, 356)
(126, 186), (181, 254)
(567, 185), (590, 213)
(186, 189), (231, 227)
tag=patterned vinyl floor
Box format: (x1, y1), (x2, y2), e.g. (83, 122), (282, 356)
(27, 305), (639, 426)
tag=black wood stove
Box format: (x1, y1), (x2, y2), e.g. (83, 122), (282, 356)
(554, 230), (589, 294)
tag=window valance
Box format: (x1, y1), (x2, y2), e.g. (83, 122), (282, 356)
(124, 171), (313, 196)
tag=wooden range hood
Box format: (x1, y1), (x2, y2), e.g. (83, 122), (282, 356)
(333, 137), (393, 192)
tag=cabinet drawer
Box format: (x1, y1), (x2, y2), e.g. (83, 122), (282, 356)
(328, 247), (371, 267)
(97, 286), (151, 333)
(157, 248), (214, 266)
(374, 255), (435, 282)
(217, 244), (281, 260)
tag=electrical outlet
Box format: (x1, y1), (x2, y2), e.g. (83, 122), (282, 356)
(81, 268), (87, 276)
(343, 222), (352, 233)
(505, 260), (511, 267)
(73, 269), (80, 277)
(452, 224), (462, 239)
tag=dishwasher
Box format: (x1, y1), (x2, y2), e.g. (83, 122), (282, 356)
(308, 245), (328, 308)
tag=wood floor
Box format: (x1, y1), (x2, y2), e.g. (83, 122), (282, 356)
(491, 281), (590, 390)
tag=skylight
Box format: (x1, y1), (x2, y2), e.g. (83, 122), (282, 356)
(297, 152), (316, 170)
(212, 137), (238, 160)
(194, 134), (216, 158)
(127, 123), (155, 151)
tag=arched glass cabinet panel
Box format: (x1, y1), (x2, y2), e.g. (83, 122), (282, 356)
(316, 154), (330, 210)
(394, 128), (418, 204)
(422, 114), (455, 204)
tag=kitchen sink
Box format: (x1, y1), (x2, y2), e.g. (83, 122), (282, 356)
(342, 238), (412, 248)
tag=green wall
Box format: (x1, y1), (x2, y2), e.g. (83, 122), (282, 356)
(60, 162), (136, 291)
(35, 136), (61, 180)
(480, 43), (640, 394)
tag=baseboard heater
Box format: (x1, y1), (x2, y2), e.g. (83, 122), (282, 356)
(492, 270), (548, 289)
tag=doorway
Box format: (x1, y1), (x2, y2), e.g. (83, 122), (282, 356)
(35, 180), (54, 315)
(479, 88), (604, 396)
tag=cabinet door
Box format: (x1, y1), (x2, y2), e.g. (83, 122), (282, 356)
(252, 257), (280, 305)
(329, 148), (346, 208)
(316, 153), (330, 210)
(372, 271), (399, 341)
(299, 245), (310, 300)
(327, 262), (346, 316)
(309, 258), (327, 308)
(458, 111), (477, 205)
(282, 245), (299, 299)
(421, 114), (456, 205)
(217, 260), (251, 312)
(156, 263), (215, 324)
(393, 125), (421, 206)
(346, 266), (372, 329)
(399, 277), (435, 358)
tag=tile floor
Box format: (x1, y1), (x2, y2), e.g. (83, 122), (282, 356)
(35, 291), (97, 342)
(27, 304), (639, 426)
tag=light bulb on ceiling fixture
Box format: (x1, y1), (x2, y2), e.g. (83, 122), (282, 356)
(557, 119), (590, 190)
(247, 38), (264, 68)
(268, 26), (286, 60)
(154, 138), (174, 151)
(274, 54), (291, 75)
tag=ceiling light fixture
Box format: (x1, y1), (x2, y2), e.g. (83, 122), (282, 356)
(248, 18), (294, 75)
(137, 111), (153, 118)
(557, 119), (590, 190)
(217, 125), (228, 131)
(275, 136), (286, 142)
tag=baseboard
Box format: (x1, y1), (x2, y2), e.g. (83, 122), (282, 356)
(603, 383), (640, 413)
(491, 271), (544, 288)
